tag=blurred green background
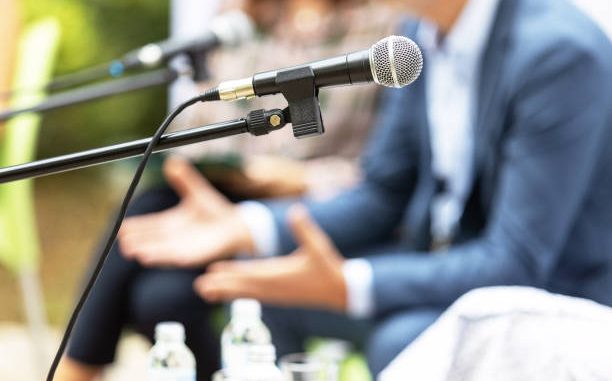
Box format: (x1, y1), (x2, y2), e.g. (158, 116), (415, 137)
(25, 0), (169, 155)
(0, 0), (170, 325)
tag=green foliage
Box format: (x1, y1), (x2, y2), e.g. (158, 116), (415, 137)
(21, 0), (170, 158)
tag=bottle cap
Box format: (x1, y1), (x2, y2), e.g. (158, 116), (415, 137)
(155, 321), (186, 342)
(231, 298), (262, 319)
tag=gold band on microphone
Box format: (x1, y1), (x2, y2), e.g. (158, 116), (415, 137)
(217, 78), (256, 101)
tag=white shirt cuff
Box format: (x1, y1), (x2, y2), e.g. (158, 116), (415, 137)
(236, 201), (279, 257)
(342, 259), (375, 319)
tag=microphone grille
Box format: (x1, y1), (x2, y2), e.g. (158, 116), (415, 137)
(370, 36), (423, 88)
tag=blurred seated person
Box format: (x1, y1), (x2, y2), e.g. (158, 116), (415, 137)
(56, 1), (397, 381)
(169, 0), (395, 201)
(116, 0), (612, 378)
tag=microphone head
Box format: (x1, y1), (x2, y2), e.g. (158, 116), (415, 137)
(370, 36), (423, 88)
(210, 10), (255, 47)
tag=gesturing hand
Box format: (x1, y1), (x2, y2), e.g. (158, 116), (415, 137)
(194, 205), (348, 312)
(118, 157), (254, 267)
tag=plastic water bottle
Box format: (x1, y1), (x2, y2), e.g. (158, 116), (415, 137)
(149, 322), (196, 381)
(221, 299), (272, 370)
(213, 344), (282, 381)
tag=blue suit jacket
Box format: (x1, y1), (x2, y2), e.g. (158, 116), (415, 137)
(269, 0), (612, 317)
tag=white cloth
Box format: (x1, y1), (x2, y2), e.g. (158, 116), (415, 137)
(572, 0), (612, 39)
(380, 287), (612, 381)
(240, 0), (501, 318)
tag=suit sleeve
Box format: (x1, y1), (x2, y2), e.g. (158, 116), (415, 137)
(268, 86), (420, 255)
(367, 42), (612, 315)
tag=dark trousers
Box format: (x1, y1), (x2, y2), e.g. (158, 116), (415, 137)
(67, 186), (442, 379)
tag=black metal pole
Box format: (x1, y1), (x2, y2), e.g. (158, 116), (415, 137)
(44, 62), (119, 92)
(0, 68), (179, 121)
(0, 119), (249, 183)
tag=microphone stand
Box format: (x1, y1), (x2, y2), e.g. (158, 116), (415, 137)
(0, 68), (180, 121)
(0, 108), (288, 184)
(0, 62), (325, 185)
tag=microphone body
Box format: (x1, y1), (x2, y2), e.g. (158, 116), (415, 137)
(217, 50), (373, 101)
(253, 50), (373, 96)
(113, 10), (254, 74)
(216, 36), (423, 101)
(119, 34), (221, 71)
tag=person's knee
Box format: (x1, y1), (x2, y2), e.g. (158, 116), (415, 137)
(128, 269), (210, 336)
(261, 305), (306, 357)
(366, 308), (441, 377)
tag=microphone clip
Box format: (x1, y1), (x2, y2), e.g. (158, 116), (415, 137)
(275, 66), (324, 139)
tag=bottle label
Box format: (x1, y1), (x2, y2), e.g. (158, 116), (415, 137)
(222, 343), (248, 369)
(149, 368), (196, 381)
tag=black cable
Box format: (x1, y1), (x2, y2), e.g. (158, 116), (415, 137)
(45, 87), (220, 381)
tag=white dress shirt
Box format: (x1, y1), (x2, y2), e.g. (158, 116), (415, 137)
(238, 0), (500, 318)
(423, 0), (499, 242)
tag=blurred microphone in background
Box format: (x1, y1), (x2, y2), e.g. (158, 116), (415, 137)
(117, 10), (254, 75)
(43, 8), (255, 93)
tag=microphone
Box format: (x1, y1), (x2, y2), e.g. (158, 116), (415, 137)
(214, 35), (423, 101)
(110, 10), (255, 75)
(42, 11), (255, 93)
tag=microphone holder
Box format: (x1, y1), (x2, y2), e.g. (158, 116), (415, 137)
(0, 108), (288, 184)
(276, 66), (324, 139)
(186, 50), (211, 82)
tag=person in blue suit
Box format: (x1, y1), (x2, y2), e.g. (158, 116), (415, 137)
(119, 0), (612, 375)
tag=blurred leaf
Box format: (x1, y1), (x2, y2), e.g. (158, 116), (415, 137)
(0, 19), (61, 272)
